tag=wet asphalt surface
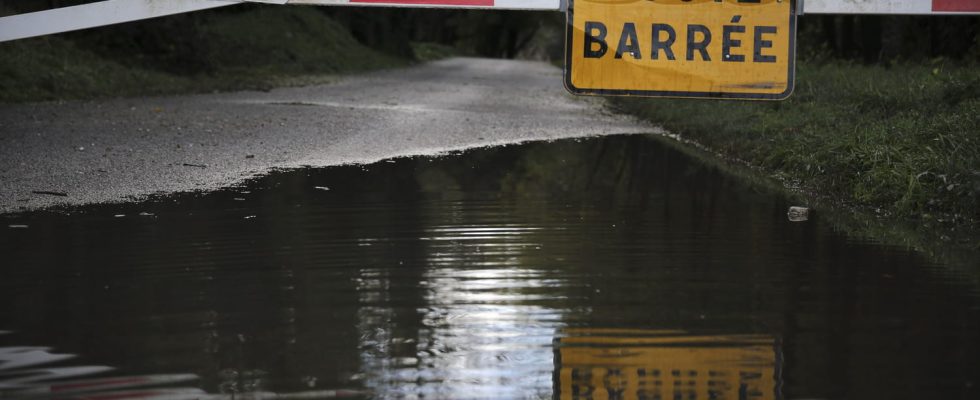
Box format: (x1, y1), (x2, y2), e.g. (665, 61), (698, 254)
(0, 57), (653, 213)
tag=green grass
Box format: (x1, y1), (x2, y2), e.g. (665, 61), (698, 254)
(612, 61), (980, 248)
(411, 42), (460, 62)
(0, 6), (408, 102)
(197, 6), (404, 74)
(0, 37), (197, 102)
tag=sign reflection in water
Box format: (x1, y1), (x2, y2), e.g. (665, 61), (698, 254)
(556, 330), (780, 400)
(348, 222), (784, 399)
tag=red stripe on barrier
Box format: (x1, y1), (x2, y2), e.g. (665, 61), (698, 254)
(351, 0), (494, 5)
(78, 392), (158, 400)
(933, 0), (980, 11)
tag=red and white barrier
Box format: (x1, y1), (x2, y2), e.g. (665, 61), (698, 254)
(288, 0), (561, 10)
(2, 0), (978, 43)
(805, 0), (980, 14)
(293, 0), (980, 13)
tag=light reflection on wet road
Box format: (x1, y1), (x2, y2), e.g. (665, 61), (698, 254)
(1, 135), (977, 400)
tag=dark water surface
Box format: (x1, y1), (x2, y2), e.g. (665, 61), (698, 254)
(1, 135), (977, 400)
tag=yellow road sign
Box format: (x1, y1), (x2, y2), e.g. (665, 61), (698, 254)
(564, 0), (797, 100)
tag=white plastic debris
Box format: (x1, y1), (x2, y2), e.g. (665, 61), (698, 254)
(787, 206), (810, 222)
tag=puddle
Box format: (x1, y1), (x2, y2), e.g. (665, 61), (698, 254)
(1, 135), (977, 399)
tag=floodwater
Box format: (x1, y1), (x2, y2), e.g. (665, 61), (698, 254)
(1, 135), (977, 400)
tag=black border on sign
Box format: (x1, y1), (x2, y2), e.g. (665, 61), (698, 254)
(563, 0), (797, 100)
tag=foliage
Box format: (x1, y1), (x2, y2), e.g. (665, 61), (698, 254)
(323, 8), (559, 59)
(796, 15), (980, 64)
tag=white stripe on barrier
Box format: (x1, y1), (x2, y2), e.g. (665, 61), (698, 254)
(496, 0), (564, 9)
(805, 0), (930, 14)
(0, 0), (238, 42)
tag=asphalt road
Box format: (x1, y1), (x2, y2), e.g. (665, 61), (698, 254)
(0, 57), (654, 214)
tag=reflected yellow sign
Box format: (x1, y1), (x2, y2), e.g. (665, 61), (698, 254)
(555, 329), (781, 400)
(564, 0), (797, 99)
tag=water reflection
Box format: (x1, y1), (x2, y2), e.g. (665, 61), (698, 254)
(1, 135), (977, 399)
(0, 337), (363, 399)
(353, 222), (565, 398)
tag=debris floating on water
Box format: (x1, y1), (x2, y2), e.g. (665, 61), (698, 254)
(181, 163), (207, 168)
(138, 212), (155, 217)
(32, 190), (68, 197)
(788, 206), (810, 222)
(8, 224), (28, 229)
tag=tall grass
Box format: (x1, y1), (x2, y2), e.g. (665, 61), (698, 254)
(613, 61), (979, 242)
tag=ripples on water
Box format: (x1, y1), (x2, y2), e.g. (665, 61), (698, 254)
(0, 135), (977, 399)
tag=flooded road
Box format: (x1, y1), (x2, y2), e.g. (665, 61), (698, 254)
(1, 135), (978, 400)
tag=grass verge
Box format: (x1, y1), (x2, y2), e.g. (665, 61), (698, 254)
(612, 61), (979, 254)
(0, 6), (411, 103)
